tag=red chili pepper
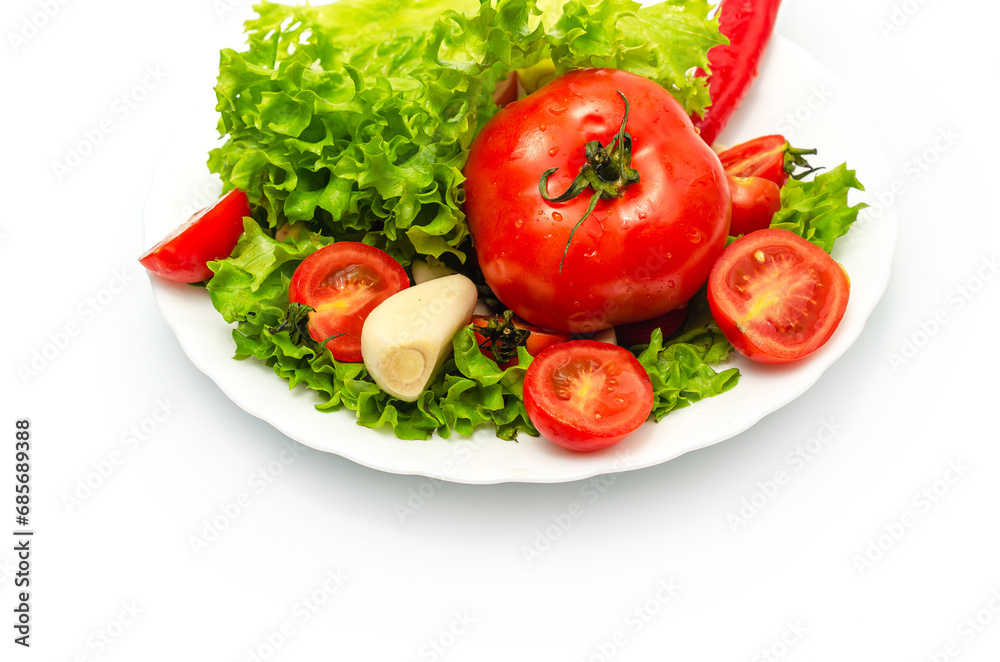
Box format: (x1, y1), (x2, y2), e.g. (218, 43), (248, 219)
(692, 0), (782, 146)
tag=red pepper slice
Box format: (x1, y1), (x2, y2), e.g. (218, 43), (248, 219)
(692, 0), (782, 146)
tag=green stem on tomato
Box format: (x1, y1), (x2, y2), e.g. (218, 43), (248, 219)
(538, 91), (640, 273)
(784, 144), (822, 180)
(270, 302), (345, 353)
(476, 309), (530, 366)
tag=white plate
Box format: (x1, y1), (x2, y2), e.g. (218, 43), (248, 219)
(144, 36), (897, 484)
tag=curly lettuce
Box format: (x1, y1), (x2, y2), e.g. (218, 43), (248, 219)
(208, 221), (537, 440)
(631, 292), (741, 421)
(204, 0), (738, 441)
(208, 0), (724, 266)
(771, 164), (868, 253)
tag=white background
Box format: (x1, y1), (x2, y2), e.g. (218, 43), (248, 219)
(3, 0), (999, 660)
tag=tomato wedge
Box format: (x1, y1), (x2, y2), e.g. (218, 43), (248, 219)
(707, 228), (850, 363)
(728, 175), (781, 236)
(288, 242), (409, 362)
(524, 341), (654, 452)
(471, 312), (569, 369)
(718, 135), (818, 187)
(139, 188), (251, 283)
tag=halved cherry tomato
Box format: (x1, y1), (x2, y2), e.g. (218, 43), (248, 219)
(718, 135), (817, 187)
(524, 341), (654, 452)
(288, 242), (409, 362)
(139, 189), (251, 283)
(615, 306), (689, 348)
(471, 313), (569, 369)
(707, 228), (850, 364)
(728, 175), (781, 236)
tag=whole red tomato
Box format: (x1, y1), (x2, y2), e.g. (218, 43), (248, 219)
(463, 68), (730, 334)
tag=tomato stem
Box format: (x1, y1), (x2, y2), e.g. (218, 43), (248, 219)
(538, 91), (640, 273)
(559, 192), (601, 273)
(476, 310), (531, 366)
(784, 144), (822, 181)
(270, 302), (345, 354)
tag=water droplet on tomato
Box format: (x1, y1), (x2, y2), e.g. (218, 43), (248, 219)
(549, 104), (567, 115)
(514, 218), (524, 228)
(552, 212), (563, 222)
(594, 413), (602, 420)
(637, 211), (647, 220)
(548, 146), (559, 157)
(688, 229), (703, 243)
(668, 279), (675, 288)
(539, 124), (547, 132)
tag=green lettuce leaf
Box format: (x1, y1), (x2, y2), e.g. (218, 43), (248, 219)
(551, 0), (725, 116)
(208, 0), (722, 267)
(770, 164), (868, 253)
(207, 224), (537, 440)
(203, 0), (732, 441)
(631, 291), (740, 421)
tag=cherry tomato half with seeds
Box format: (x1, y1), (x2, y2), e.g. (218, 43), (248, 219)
(139, 188), (251, 283)
(728, 175), (781, 236)
(524, 341), (654, 452)
(707, 229), (850, 364)
(289, 242), (409, 362)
